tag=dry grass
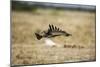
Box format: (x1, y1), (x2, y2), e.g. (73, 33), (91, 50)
(11, 9), (96, 66)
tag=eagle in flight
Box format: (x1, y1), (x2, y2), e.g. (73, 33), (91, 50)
(35, 24), (72, 40)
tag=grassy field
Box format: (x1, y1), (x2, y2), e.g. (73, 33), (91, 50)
(11, 9), (96, 66)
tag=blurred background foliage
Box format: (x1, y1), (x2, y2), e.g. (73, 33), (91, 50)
(12, 1), (96, 12)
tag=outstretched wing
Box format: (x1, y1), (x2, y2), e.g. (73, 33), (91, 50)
(47, 24), (64, 34)
(46, 24), (72, 36)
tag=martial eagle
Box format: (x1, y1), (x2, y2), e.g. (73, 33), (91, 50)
(35, 24), (72, 47)
(35, 24), (71, 40)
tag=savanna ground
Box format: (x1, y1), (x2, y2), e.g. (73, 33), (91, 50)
(11, 8), (96, 66)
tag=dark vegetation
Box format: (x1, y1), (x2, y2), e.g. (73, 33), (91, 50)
(12, 1), (96, 12)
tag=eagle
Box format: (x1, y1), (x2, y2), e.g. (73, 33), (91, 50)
(35, 24), (72, 47)
(35, 24), (72, 40)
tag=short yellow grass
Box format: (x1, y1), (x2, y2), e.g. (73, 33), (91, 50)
(11, 9), (96, 65)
